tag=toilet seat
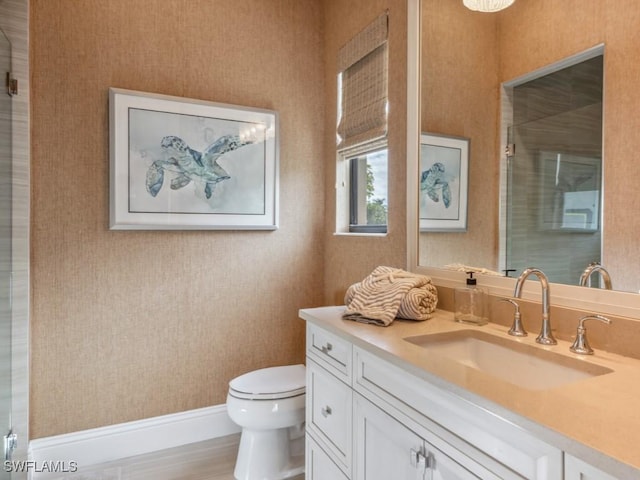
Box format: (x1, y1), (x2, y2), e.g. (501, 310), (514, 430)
(229, 364), (306, 400)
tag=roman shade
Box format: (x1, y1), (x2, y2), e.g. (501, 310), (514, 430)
(337, 12), (389, 150)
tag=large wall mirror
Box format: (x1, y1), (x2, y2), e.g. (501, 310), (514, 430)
(407, 0), (640, 316)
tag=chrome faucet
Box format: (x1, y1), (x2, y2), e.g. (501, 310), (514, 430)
(513, 268), (557, 345)
(579, 262), (613, 290)
(570, 314), (612, 355)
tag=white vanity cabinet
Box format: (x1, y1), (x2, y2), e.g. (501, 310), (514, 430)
(565, 454), (619, 480)
(304, 321), (563, 479)
(301, 307), (640, 479)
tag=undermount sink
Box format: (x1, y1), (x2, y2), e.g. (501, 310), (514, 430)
(404, 329), (613, 390)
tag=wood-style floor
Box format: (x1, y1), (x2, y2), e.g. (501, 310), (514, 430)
(51, 434), (304, 480)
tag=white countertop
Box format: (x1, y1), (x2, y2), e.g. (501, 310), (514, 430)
(299, 305), (640, 478)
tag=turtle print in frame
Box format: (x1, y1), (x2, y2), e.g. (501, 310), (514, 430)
(109, 88), (278, 230)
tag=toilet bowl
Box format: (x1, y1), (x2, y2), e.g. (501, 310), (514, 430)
(226, 364), (306, 480)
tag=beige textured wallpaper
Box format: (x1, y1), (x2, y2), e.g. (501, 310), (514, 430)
(30, 0), (325, 438)
(499, 0), (640, 292)
(322, 0), (408, 306)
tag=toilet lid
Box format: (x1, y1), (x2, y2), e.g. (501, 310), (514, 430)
(229, 364), (306, 400)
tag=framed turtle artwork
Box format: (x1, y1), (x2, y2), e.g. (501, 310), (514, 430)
(419, 133), (469, 232)
(109, 88), (279, 230)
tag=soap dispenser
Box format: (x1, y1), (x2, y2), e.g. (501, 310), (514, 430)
(454, 272), (488, 326)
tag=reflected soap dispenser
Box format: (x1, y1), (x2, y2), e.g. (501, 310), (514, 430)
(454, 272), (488, 326)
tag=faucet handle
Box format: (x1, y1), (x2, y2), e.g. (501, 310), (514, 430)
(499, 298), (527, 337)
(570, 314), (612, 355)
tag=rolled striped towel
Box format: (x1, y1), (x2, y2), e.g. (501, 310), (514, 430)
(343, 266), (438, 326)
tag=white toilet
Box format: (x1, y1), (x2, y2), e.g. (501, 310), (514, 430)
(226, 364), (306, 480)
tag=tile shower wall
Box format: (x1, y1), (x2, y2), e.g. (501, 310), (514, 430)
(30, 0), (326, 438)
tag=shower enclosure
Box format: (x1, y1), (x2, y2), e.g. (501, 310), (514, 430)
(0, 25), (14, 474)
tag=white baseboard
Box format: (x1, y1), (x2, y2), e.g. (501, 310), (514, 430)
(26, 404), (240, 479)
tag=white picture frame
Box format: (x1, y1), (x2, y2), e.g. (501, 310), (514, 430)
(419, 132), (469, 232)
(109, 88), (279, 230)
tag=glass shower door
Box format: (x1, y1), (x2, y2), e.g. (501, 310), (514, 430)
(0, 26), (13, 472)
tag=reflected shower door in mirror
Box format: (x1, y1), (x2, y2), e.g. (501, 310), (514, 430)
(503, 55), (603, 287)
(415, 0), (640, 294)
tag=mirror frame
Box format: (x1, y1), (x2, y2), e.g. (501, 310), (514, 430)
(406, 0), (640, 319)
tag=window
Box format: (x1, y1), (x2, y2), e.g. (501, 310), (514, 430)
(336, 140), (388, 234)
(348, 147), (388, 233)
(336, 12), (389, 234)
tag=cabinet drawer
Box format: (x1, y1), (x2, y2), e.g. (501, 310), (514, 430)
(307, 323), (352, 382)
(354, 346), (563, 479)
(306, 358), (352, 471)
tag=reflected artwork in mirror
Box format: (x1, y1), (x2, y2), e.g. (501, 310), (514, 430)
(420, 133), (469, 232)
(410, 0), (640, 296)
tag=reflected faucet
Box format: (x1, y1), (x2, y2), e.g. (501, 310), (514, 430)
(579, 262), (613, 290)
(513, 268), (557, 345)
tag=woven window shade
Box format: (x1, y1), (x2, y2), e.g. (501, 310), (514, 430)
(337, 12), (389, 151)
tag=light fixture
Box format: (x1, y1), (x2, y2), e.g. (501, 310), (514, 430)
(463, 0), (515, 12)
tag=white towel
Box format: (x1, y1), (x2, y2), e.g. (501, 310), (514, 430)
(343, 266), (438, 326)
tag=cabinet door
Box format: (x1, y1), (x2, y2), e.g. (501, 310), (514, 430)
(430, 449), (483, 480)
(354, 395), (484, 480)
(565, 454), (619, 480)
(354, 394), (425, 480)
(306, 434), (349, 480)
